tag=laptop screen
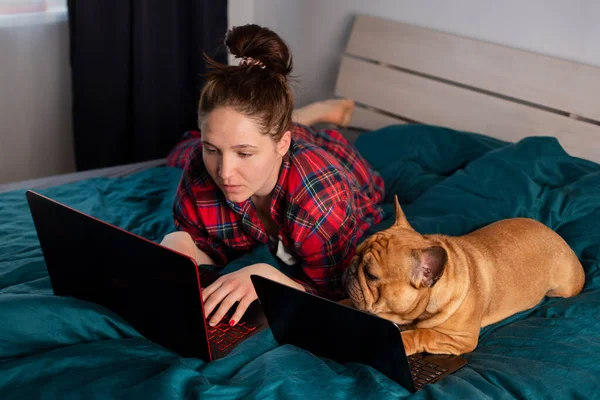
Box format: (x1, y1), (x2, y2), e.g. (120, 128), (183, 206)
(251, 274), (414, 389)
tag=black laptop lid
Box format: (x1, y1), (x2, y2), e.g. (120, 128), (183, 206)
(26, 190), (212, 360)
(251, 274), (415, 389)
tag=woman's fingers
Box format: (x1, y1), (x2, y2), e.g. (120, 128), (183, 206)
(202, 281), (230, 318)
(209, 291), (241, 326)
(200, 265), (266, 326)
(201, 278), (223, 303)
(229, 295), (255, 326)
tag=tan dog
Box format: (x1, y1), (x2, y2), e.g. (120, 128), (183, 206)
(343, 196), (585, 356)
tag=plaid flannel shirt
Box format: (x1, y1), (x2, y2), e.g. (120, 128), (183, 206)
(167, 123), (384, 300)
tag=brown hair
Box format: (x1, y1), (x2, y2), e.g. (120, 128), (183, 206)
(199, 24), (294, 142)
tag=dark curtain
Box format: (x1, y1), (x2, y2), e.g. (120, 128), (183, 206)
(66, 0), (228, 171)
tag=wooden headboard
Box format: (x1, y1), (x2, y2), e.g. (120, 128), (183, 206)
(335, 15), (600, 164)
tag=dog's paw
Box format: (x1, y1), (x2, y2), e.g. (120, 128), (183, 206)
(401, 331), (417, 356)
(337, 298), (354, 308)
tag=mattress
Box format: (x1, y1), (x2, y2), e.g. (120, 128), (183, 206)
(0, 158), (166, 194)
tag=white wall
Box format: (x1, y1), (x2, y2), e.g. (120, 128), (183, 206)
(232, 0), (600, 107)
(2, 1), (598, 184)
(0, 9), (74, 184)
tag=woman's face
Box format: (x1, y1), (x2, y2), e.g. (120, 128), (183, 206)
(200, 107), (290, 203)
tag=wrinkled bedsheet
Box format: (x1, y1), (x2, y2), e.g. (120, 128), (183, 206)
(1, 124), (599, 399)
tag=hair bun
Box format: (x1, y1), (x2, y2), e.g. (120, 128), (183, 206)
(225, 24), (293, 77)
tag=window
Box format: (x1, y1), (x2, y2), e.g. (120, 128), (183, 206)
(0, 0), (66, 15)
(0, 0), (67, 28)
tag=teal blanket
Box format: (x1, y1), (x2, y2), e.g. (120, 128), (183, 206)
(1, 125), (599, 399)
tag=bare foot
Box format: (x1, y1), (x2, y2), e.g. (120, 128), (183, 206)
(293, 99), (355, 127)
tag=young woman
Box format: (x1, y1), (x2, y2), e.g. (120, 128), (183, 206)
(161, 24), (385, 328)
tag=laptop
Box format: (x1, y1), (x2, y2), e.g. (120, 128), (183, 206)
(25, 190), (268, 361)
(251, 274), (468, 392)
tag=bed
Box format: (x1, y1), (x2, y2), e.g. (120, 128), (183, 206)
(1, 14), (600, 399)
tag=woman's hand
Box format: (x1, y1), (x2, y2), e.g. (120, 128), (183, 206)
(202, 262), (305, 326)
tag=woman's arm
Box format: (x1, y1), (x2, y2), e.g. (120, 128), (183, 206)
(169, 158), (228, 265)
(160, 231), (215, 265)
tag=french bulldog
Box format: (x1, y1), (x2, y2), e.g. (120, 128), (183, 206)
(343, 196), (585, 355)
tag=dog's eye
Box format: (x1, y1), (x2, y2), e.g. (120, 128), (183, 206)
(364, 270), (379, 281)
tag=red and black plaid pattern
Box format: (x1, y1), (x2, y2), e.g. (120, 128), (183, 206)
(168, 123), (385, 299)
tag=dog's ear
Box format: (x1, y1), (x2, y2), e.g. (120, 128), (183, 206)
(392, 195), (413, 230)
(411, 246), (447, 288)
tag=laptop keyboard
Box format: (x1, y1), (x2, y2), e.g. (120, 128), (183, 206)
(408, 355), (448, 390)
(206, 319), (257, 352)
